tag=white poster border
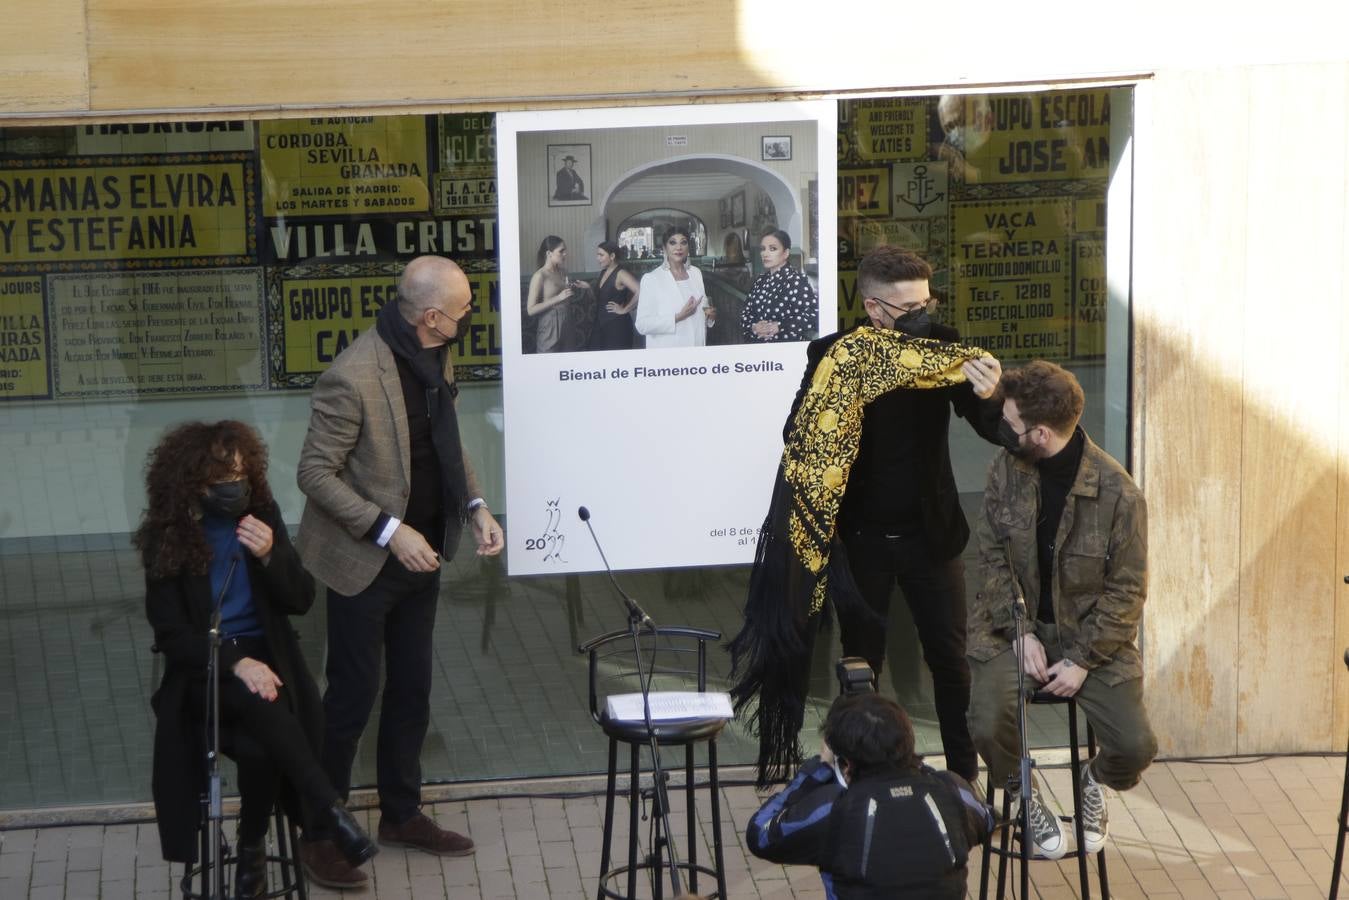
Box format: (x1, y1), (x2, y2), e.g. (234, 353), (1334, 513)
(497, 101), (838, 576)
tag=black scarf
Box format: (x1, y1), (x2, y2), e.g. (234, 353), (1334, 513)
(376, 299), (470, 560)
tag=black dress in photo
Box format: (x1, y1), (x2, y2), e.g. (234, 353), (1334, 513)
(587, 268), (636, 351)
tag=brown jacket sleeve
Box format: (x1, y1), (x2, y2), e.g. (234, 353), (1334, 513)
(974, 454), (1021, 643)
(296, 363), (386, 539)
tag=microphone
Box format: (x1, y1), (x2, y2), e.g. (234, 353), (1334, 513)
(577, 506), (653, 630)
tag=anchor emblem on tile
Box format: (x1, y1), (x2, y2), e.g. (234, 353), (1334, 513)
(896, 165), (945, 214)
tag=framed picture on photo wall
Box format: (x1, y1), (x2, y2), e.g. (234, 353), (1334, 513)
(761, 135), (792, 161)
(547, 143), (591, 206)
(731, 190), (746, 227)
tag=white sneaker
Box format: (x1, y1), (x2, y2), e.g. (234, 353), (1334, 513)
(1080, 763), (1109, 853)
(1018, 783), (1067, 860)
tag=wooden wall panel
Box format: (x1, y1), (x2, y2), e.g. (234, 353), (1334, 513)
(1134, 71), (1250, 757)
(1236, 64), (1346, 752)
(83, 0), (773, 113)
(0, 0), (89, 113)
(1335, 64), (1349, 748)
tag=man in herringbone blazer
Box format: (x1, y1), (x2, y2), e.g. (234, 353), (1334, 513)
(295, 255), (504, 888)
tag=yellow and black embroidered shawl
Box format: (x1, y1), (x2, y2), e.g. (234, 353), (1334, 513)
(728, 326), (987, 785)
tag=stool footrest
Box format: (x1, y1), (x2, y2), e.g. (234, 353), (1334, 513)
(181, 852), (306, 900)
(598, 861), (723, 900)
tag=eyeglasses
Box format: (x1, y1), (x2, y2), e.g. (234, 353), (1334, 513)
(427, 306), (466, 341)
(1001, 416), (1036, 437)
(869, 296), (938, 317)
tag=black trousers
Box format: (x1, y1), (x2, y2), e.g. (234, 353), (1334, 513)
(321, 556), (439, 825)
(839, 530), (978, 782)
(218, 638), (336, 842)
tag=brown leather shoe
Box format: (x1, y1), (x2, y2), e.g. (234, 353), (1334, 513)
(378, 813), (475, 856)
(299, 839), (369, 890)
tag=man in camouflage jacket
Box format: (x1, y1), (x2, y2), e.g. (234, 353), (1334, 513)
(966, 360), (1156, 859)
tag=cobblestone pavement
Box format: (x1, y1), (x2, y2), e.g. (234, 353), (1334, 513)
(4, 756), (1349, 898)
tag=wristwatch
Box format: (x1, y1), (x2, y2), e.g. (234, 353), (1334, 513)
(1061, 658), (1076, 669)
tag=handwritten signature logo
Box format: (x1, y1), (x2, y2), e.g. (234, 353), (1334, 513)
(524, 497), (567, 562)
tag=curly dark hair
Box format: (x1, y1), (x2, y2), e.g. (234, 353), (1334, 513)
(997, 360), (1085, 435)
(132, 420), (275, 579)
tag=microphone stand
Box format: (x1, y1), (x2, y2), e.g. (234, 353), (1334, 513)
(202, 556), (239, 900)
(1014, 585), (1030, 900)
(1006, 539), (1033, 900)
(579, 508), (684, 898)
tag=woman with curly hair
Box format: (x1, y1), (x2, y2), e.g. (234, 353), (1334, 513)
(135, 420), (376, 895)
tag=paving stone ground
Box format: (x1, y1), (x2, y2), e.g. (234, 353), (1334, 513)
(4, 756), (1349, 899)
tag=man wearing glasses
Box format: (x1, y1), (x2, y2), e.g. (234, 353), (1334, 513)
(295, 255), (505, 887)
(790, 246), (1002, 785)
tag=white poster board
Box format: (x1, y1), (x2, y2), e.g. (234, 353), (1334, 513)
(497, 101), (837, 575)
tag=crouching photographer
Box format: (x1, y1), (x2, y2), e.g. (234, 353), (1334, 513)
(746, 680), (993, 899)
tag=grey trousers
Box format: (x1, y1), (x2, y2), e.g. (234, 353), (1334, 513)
(966, 623), (1157, 791)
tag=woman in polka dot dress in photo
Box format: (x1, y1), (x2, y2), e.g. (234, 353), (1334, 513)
(740, 229), (818, 343)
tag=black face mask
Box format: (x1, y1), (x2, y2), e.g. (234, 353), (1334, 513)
(451, 303), (474, 337)
(202, 480), (251, 518)
(890, 307), (931, 338)
(431, 305), (473, 346)
(997, 419), (1031, 458)
(999, 419), (1043, 461)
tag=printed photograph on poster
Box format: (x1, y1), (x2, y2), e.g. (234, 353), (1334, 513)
(547, 144), (591, 206)
(806, 180), (818, 259)
(518, 123), (823, 355)
(496, 101), (837, 576)
(761, 135), (791, 161)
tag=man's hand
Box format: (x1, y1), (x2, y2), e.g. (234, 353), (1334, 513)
(232, 657), (282, 702)
(472, 507), (504, 557)
(962, 355), (1003, 399)
(1014, 634), (1049, 682)
(1042, 659), (1088, 697)
(388, 523), (440, 573)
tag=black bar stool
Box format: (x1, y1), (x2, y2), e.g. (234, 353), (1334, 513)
(979, 691), (1110, 900)
(1329, 647), (1349, 900)
(581, 626), (728, 900)
(181, 804), (307, 900)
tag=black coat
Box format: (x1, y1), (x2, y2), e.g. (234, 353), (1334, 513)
(145, 502), (319, 863)
(787, 323), (1003, 561)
